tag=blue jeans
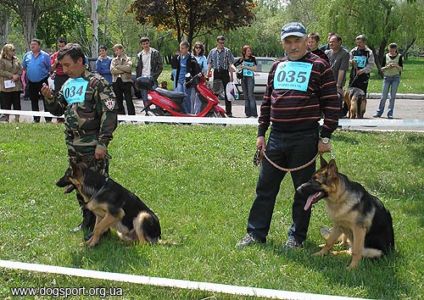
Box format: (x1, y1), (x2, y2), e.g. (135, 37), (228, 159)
(246, 128), (319, 243)
(241, 76), (257, 117)
(175, 82), (191, 114)
(376, 75), (400, 117)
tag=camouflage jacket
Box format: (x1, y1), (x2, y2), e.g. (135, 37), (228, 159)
(45, 71), (118, 155)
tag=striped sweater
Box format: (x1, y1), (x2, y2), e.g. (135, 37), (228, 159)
(258, 52), (339, 138)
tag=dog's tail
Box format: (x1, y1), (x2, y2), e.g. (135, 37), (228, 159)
(134, 211), (161, 244)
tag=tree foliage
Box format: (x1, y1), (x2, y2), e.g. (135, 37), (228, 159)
(0, 0), (76, 48)
(129, 0), (256, 46)
(283, 0), (424, 75)
(36, 0), (86, 48)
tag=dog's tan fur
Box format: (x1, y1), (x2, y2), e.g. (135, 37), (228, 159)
(311, 160), (383, 269)
(344, 87), (367, 119)
(67, 163), (161, 247)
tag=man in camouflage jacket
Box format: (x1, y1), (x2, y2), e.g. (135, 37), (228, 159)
(41, 43), (118, 236)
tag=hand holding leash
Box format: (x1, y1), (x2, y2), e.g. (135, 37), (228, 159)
(253, 136), (266, 166)
(318, 138), (332, 154)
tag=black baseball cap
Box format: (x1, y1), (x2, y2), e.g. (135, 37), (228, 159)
(281, 22), (307, 40)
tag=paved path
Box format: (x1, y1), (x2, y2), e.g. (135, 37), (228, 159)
(2, 96), (424, 132)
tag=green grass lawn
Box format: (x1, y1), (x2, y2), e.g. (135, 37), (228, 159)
(1, 124), (424, 299)
(367, 57), (424, 94)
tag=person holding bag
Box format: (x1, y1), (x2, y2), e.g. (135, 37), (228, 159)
(234, 45), (257, 118)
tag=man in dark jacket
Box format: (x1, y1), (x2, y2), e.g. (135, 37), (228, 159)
(136, 37), (163, 109)
(174, 41), (201, 114)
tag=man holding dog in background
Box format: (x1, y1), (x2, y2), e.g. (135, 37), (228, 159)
(349, 35), (375, 96)
(41, 43), (118, 238)
(237, 22), (339, 250)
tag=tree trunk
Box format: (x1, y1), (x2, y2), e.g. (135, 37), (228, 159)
(0, 9), (9, 45)
(104, 0), (109, 41)
(172, 0), (182, 42)
(91, 0), (99, 60)
(20, 0), (38, 49)
(403, 37), (416, 60)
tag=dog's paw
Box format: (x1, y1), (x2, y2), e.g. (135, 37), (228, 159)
(346, 263), (359, 270)
(85, 236), (99, 247)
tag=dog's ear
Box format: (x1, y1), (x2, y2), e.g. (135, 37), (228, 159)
(69, 161), (87, 178)
(320, 155), (328, 168)
(328, 159), (338, 175)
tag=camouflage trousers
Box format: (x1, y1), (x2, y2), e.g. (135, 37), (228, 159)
(67, 149), (110, 232)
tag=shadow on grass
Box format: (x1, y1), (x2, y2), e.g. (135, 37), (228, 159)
(70, 235), (150, 273)
(405, 134), (424, 167)
(273, 242), (408, 299)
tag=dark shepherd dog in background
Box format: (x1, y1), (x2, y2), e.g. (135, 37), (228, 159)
(67, 162), (161, 247)
(297, 157), (394, 269)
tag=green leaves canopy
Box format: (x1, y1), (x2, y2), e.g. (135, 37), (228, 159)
(129, 0), (256, 45)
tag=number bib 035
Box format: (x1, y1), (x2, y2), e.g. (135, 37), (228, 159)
(62, 77), (89, 104)
(273, 61), (313, 92)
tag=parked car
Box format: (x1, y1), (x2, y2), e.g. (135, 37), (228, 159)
(233, 56), (276, 99)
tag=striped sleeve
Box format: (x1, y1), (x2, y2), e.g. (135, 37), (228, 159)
(318, 60), (340, 138)
(257, 61), (279, 137)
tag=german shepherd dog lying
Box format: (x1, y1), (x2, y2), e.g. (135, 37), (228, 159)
(67, 162), (161, 247)
(344, 87), (366, 119)
(297, 157), (394, 269)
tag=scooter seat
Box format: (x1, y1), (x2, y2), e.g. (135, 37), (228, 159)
(155, 88), (186, 103)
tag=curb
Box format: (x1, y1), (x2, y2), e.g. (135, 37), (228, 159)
(367, 93), (424, 100)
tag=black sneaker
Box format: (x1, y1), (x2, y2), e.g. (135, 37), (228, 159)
(283, 236), (303, 250)
(236, 233), (264, 248)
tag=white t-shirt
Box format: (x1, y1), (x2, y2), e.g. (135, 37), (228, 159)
(141, 49), (152, 77)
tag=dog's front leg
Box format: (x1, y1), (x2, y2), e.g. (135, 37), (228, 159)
(86, 213), (118, 247)
(347, 226), (366, 270)
(314, 227), (342, 256)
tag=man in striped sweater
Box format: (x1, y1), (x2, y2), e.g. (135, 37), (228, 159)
(237, 22), (340, 250)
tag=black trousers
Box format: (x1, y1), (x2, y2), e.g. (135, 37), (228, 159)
(113, 78), (135, 115)
(214, 69), (232, 116)
(0, 91), (21, 110)
(54, 74), (69, 93)
(28, 77), (51, 123)
(68, 151), (110, 232)
(349, 72), (370, 94)
(246, 128), (319, 243)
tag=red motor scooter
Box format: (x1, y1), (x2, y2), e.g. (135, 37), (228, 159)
(135, 73), (226, 117)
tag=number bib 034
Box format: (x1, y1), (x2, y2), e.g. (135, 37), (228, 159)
(273, 61), (312, 92)
(62, 77), (89, 104)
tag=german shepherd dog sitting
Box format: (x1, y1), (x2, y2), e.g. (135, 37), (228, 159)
(344, 87), (366, 119)
(67, 162), (161, 247)
(297, 157), (394, 269)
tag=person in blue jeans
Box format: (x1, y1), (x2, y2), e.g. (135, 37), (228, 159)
(373, 43), (403, 119)
(174, 41), (200, 114)
(96, 45), (112, 84)
(234, 45), (257, 118)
